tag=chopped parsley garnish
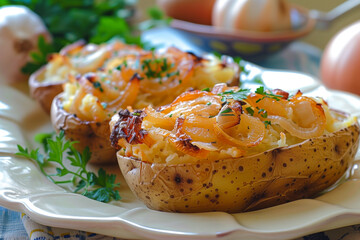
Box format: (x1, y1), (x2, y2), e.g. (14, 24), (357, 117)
(255, 86), (283, 102)
(166, 70), (180, 78)
(202, 87), (211, 92)
(116, 65), (122, 71)
(141, 57), (179, 82)
(254, 86), (266, 95)
(93, 81), (104, 92)
(264, 120), (272, 128)
(219, 88), (251, 102)
(16, 131), (121, 203)
(219, 107), (234, 116)
(161, 58), (168, 72)
(123, 60), (128, 67)
(245, 107), (254, 116)
(220, 107), (232, 114)
(258, 109), (268, 118)
(116, 60), (129, 72)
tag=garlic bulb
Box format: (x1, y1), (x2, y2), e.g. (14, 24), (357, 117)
(212, 0), (292, 32)
(0, 5), (51, 83)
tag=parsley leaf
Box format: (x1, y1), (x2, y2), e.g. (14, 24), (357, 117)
(34, 132), (54, 153)
(93, 81), (104, 92)
(255, 86), (283, 102)
(202, 87), (211, 92)
(220, 107), (233, 114)
(219, 88), (250, 102)
(81, 169), (120, 202)
(16, 131), (121, 203)
(264, 120), (272, 128)
(258, 108), (268, 118)
(245, 107), (254, 116)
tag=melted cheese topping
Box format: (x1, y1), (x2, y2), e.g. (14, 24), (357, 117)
(113, 87), (357, 164)
(54, 42), (238, 121)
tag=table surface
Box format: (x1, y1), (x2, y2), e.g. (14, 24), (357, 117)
(1, 27), (359, 240)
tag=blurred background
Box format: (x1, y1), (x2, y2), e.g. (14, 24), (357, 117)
(289, 0), (360, 49)
(1, 0), (359, 94)
(137, 0), (360, 49)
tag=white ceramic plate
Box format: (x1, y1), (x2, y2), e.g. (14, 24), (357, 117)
(1, 69), (360, 240)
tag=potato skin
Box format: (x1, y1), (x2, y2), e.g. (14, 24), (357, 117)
(117, 122), (360, 213)
(51, 93), (116, 164)
(29, 66), (64, 114)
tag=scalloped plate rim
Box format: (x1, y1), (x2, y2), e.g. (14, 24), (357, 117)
(1, 72), (360, 240)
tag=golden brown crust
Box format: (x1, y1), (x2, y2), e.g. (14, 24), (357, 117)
(51, 93), (116, 164)
(29, 66), (65, 114)
(117, 121), (360, 213)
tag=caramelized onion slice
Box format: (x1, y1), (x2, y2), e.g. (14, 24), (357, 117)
(71, 46), (111, 74)
(182, 115), (217, 142)
(160, 90), (218, 113)
(143, 106), (175, 130)
(215, 113), (265, 147)
(216, 101), (242, 129)
(191, 141), (219, 151)
(161, 92), (222, 119)
(246, 93), (290, 118)
(168, 117), (209, 159)
(108, 73), (141, 110)
(267, 116), (324, 139)
(269, 96), (326, 139)
(139, 47), (197, 94)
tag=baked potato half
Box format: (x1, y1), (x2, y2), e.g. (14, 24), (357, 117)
(29, 65), (65, 114)
(29, 40), (86, 114)
(110, 85), (360, 212)
(51, 93), (116, 164)
(29, 40), (143, 114)
(50, 45), (240, 164)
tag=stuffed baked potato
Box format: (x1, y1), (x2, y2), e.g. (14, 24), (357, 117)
(110, 84), (360, 212)
(30, 40), (144, 114)
(49, 42), (240, 164)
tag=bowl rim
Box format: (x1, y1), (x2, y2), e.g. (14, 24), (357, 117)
(170, 4), (316, 43)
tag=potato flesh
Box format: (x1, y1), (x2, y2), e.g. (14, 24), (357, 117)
(117, 123), (360, 213)
(51, 94), (116, 164)
(29, 66), (65, 114)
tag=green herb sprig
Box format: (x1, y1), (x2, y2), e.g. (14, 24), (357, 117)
(255, 86), (284, 102)
(218, 88), (251, 102)
(16, 131), (120, 203)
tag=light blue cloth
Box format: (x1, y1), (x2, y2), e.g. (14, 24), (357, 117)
(0, 207), (28, 240)
(3, 206), (360, 240)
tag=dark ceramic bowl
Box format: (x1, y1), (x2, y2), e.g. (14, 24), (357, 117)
(169, 4), (316, 59)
